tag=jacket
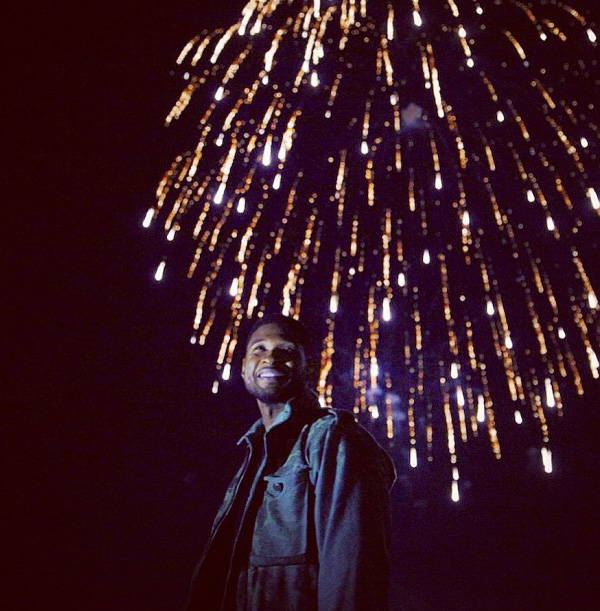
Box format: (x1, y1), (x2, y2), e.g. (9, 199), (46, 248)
(186, 393), (396, 610)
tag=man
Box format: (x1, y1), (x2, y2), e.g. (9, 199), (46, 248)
(186, 314), (396, 610)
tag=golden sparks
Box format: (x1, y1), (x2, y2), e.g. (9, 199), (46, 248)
(146, 0), (600, 495)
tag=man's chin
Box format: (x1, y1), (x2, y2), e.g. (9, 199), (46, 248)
(254, 388), (294, 403)
(247, 380), (302, 404)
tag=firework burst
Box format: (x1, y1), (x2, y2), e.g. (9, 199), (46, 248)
(144, 0), (599, 498)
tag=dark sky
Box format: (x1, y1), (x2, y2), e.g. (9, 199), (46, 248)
(7, 1), (600, 609)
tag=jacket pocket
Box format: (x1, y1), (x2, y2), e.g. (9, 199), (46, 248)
(250, 467), (313, 564)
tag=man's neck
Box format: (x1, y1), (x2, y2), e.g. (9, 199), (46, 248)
(257, 401), (286, 431)
(257, 391), (305, 430)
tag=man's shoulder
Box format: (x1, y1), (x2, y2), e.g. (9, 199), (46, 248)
(304, 407), (396, 482)
(308, 407), (359, 430)
(306, 407), (384, 450)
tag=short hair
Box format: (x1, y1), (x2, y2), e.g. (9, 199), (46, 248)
(246, 313), (312, 354)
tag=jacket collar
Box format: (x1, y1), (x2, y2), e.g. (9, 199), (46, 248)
(237, 390), (321, 446)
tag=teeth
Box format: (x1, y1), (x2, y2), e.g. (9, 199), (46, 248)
(259, 369), (285, 378)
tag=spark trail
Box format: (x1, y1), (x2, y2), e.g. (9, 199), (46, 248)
(144, 0), (600, 498)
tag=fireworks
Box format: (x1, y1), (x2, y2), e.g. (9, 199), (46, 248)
(144, 0), (599, 498)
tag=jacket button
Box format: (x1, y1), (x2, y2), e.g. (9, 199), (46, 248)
(273, 482), (284, 492)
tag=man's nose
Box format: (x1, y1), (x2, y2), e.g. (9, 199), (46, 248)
(262, 348), (288, 363)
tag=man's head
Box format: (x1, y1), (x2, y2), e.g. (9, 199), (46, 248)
(241, 314), (311, 405)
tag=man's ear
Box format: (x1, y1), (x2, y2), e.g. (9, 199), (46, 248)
(241, 357), (247, 382)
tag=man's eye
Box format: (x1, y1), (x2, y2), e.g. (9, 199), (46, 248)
(252, 345), (265, 353)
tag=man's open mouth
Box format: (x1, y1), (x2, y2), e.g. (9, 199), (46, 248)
(257, 367), (288, 379)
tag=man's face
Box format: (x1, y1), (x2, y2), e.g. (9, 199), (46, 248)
(242, 323), (307, 404)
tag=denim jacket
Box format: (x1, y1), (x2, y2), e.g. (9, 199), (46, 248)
(186, 393), (396, 610)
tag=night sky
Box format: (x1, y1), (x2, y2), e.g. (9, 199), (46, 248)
(7, 1), (600, 609)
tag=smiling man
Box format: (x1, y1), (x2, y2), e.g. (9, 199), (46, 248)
(186, 314), (396, 611)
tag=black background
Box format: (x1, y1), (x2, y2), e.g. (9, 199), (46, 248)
(7, 1), (600, 609)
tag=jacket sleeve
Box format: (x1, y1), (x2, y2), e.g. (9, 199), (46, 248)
(306, 414), (395, 611)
